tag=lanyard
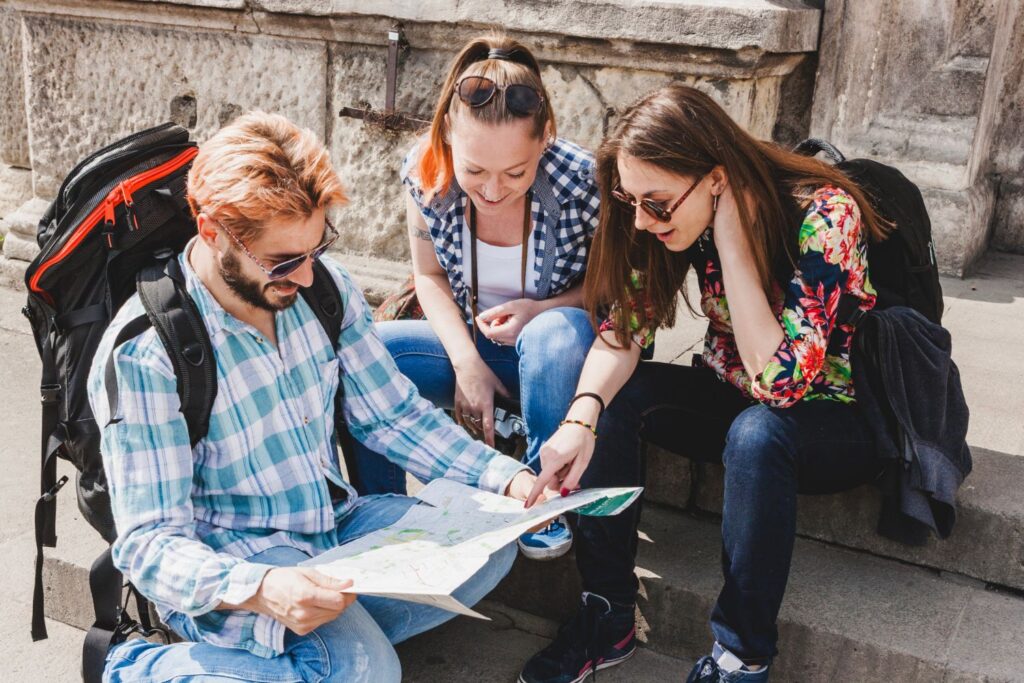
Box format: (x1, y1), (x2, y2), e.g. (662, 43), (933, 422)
(468, 193), (531, 342)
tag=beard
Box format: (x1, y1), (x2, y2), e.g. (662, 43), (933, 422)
(219, 249), (299, 312)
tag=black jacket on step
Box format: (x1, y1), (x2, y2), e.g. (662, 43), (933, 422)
(851, 306), (971, 545)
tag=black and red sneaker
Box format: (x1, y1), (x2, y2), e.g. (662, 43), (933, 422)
(518, 592), (637, 683)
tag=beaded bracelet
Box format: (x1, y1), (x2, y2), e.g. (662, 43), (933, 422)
(559, 418), (597, 435)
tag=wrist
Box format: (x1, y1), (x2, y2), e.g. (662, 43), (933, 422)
(566, 392), (604, 424)
(451, 347), (485, 373)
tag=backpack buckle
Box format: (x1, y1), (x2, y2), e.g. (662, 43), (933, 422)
(41, 475), (69, 502)
(40, 383), (61, 404)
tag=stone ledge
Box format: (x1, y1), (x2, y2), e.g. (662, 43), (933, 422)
(22, 0), (821, 53)
(45, 483), (1024, 682)
(252, 0), (822, 53)
(491, 506), (1024, 682)
(646, 445), (1024, 593)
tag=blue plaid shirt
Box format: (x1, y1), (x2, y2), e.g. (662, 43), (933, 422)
(401, 137), (601, 321)
(86, 246), (527, 658)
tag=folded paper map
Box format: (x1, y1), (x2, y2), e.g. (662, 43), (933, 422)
(300, 479), (642, 618)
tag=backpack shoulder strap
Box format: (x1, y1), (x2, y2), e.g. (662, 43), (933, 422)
(135, 257), (217, 447)
(300, 259), (344, 348)
(299, 261), (361, 489)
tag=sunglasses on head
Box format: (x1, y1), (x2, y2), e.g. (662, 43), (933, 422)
(214, 217), (340, 281)
(455, 76), (545, 117)
(612, 174), (707, 223)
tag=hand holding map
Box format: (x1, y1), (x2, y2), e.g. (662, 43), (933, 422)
(301, 480), (642, 618)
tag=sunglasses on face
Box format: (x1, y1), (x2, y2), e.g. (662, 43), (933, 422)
(455, 76), (545, 117)
(215, 217), (340, 281)
(612, 174), (707, 223)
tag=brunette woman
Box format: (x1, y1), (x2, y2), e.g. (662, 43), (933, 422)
(519, 84), (887, 682)
(354, 35), (600, 559)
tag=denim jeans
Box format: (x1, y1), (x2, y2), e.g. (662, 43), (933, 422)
(104, 494), (517, 682)
(575, 361), (882, 664)
(353, 307), (596, 494)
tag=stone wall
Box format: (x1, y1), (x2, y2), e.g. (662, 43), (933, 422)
(0, 0), (821, 286)
(0, 0), (1021, 284)
(809, 0), (1024, 275)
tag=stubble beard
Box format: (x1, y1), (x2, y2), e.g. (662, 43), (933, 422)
(219, 249), (298, 312)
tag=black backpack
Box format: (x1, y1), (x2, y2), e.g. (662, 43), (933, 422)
(793, 138), (944, 325)
(23, 123), (359, 682)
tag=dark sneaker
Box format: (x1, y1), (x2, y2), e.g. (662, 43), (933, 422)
(518, 592), (636, 683)
(686, 643), (770, 683)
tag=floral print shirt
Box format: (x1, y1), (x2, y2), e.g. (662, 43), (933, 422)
(601, 186), (876, 408)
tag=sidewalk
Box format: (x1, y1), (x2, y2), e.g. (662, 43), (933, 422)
(2, 250), (1022, 681)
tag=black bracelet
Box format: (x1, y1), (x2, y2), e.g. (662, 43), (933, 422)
(568, 392), (605, 418)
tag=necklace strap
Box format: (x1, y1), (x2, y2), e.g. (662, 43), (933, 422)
(468, 194), (532, 340)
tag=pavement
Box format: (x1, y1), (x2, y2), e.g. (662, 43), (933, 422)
(1, 249), (1022, 681)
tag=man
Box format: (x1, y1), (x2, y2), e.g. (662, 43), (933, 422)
(87, 112), (537, 682)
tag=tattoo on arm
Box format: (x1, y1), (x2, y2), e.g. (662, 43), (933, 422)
(411, 227), (431, 241)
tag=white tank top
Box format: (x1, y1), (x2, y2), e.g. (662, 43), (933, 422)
(461, 224), (538, 312)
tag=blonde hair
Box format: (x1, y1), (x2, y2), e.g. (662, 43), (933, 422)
(186, 111), (347, 241)
(418, 34), (556, 201)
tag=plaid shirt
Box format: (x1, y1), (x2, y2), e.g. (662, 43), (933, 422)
(401, 137), (601, 320)
(87, 246), (526, 658)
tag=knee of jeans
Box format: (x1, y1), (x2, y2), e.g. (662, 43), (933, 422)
(517, 307), (594, 364)
(315, 626), (402, 683)
(723, 405), (789, 469)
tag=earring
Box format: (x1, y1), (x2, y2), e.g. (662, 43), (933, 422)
(713, 193), (719, 213)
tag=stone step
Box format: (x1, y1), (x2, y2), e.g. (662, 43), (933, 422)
(397, 600), (691, 682)
(38, 473), (690, 680)
(43, 468), (1024, 682)
(643, 444), (1024, 593)
(490, 504), (1024, 683)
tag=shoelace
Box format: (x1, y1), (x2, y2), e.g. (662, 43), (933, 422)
(686, 655), (721, 683)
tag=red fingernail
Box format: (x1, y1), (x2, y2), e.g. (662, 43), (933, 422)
(560, 487), (569, 497)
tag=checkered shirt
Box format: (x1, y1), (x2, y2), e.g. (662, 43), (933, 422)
(401, 137), (601, 320)
(86, 247), (527, 658)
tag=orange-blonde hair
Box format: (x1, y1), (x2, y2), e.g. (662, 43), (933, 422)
(186, 111), (347, 241)
(417, 34), (556, 201)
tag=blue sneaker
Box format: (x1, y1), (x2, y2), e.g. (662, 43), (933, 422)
(517, 514), (573, 560)
(686, 643), (770, 682)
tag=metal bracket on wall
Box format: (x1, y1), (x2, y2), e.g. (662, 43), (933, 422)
(338, 26), (431, 133)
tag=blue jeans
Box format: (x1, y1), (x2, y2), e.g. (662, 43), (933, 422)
(354, 307), (596, 494)
(573, 362), (883, 665)
(104, 494), (516, 682)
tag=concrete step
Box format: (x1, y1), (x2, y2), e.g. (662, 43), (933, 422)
(42, 474), (1024, 682)
(490, 504), (1024, 682)
(397, 600), (691, 682)
(643, 445), (1024, 593)
(39, 476), (690, 680)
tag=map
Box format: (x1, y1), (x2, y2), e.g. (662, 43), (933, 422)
(300, 479), (642, 617)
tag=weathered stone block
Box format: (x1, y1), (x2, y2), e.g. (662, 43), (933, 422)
(2, 230), (39, 262)
(0, 165), (33, 223)
(20, 15), (328, 198)
(992, 177), (1024, 254)
(0, 8), (30, 168)
(923, 179), (997, 277)
(644, 444), (692, 509)
(809, 0), (1008, 275)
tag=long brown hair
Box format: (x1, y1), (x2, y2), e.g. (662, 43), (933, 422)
(586, 84), (889, 348)
(418, 34), (556, 201)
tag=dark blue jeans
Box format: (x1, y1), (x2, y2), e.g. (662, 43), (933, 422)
(575, 361), (882, 664)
